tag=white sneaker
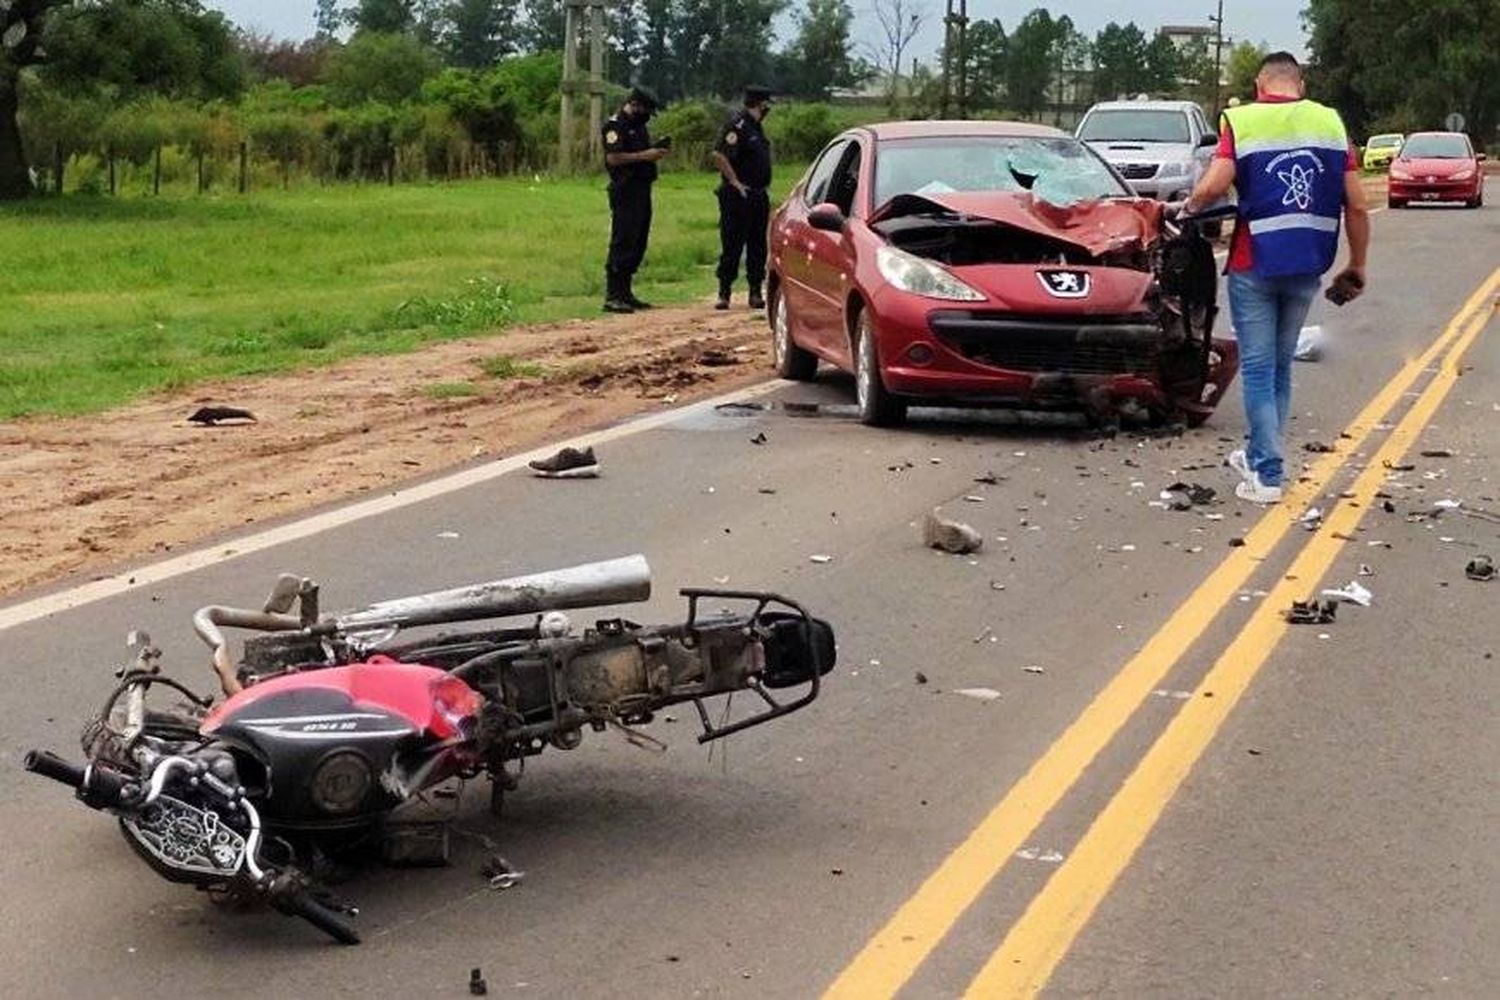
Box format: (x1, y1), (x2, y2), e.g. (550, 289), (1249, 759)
(1236, 476), (1283, 505)
(1227, 448), (1253, 484)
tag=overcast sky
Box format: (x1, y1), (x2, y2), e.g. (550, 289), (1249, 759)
(209, 2), (1308, 60)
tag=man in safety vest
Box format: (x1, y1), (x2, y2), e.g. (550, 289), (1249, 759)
(1184, 51), (1370, 505)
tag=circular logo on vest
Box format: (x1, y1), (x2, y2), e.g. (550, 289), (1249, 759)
(605, 130), (619, 144)
(725, 131), (738, 146)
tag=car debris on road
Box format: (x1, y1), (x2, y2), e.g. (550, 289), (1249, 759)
(923, 511), (984, 554)
(1465, 555), (1495, 581)
(1285, 598), (1339, 624)
(1321, 580), (1374, 607)
(187, 405), (257, 426)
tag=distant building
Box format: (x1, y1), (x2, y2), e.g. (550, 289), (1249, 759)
(1158, 25), (1214, 55)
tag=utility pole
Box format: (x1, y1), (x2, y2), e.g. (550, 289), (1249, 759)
(1209, 0), (1225, 116)
(939, 0), (969, 118)
(559, 0), (607, 172)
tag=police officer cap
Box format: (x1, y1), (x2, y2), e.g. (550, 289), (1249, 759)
(744, 85), (774, 107)
(628, 86), (659, 111)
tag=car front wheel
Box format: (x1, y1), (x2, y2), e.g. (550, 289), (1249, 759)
(770, 286), (818, 381)
(854, 311), (907, 427)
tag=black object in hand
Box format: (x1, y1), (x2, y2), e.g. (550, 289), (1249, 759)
(1324, 269), (1364, 306)
(655, 135), (672, 149)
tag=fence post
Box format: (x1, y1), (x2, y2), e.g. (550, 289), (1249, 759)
(386, 151), (395, 186)
(153, 145), (162, 195)
(238, 141), (248, 194)
(108, 147), (116, 196)
(197, 151), (205, 194)
(54, 141), (64, 195)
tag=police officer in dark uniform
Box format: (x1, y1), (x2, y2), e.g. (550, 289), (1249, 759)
(602, 87), (670, 314)
(712, 85), (774, 311)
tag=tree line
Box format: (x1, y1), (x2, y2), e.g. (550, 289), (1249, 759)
(2, 1), (1494, 201)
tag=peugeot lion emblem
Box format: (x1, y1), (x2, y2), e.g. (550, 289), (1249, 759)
(1038, 270), (1090, 298)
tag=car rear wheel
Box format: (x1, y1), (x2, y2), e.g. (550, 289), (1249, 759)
(854, 311), (907, 428)
(770, 286), (818, 381)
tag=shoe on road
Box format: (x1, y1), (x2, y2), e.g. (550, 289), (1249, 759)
(603, 299), (635, 314)
(1236, 475), (1283, 505)
(1227, 448), (1253, 484)
(529, 446), (600, 479)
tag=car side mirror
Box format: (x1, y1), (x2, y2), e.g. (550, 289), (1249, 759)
(1198, 133), (1219, 148)
(807, 203), (846, 233)
(1478, 153), (1488, 162)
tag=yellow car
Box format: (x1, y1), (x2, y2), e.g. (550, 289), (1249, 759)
(1362, 133), (1404, 171)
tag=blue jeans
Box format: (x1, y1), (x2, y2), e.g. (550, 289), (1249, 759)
(1227, 271), (1321, 487)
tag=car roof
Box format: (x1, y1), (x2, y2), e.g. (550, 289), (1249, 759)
(1405, 131), (1468, 139)
(1083, 100), (1199, 113)
(1369, 133), (1404, 139)
(859, 120), (1069, 142)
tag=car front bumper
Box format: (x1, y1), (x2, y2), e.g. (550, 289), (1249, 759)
(1389, 176), (1481, 202)
(866, 294), (1237, 420)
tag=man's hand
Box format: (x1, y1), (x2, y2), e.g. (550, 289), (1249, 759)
(733, 180), (749, 197)
(1325, 266), (1366, 306)
(646, 147), (670, 162)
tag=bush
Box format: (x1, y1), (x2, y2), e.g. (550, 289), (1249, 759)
(766, 103), (840, 162)
(653, 99), (730, 171)
(323, 32), (441, 108)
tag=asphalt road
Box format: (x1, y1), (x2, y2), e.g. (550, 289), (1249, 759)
(3, 203), (1497, 999)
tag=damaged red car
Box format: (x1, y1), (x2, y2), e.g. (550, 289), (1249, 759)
(767, 121), (1237, 427)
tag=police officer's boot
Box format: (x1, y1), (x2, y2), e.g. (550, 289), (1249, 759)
(603, 275), (634, 314)
(747, 285), (765, 311)
(714, 284), (731, 311)
(624, 285), (654, 310)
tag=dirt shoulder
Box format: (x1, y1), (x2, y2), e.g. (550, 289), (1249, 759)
(1, 304), (773, 599)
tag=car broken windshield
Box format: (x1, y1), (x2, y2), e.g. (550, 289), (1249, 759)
(1077, 109), (1192, 144)
(874, 136), (1128, 208)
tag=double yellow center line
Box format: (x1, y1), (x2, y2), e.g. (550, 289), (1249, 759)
(826, 268), (1500, 999)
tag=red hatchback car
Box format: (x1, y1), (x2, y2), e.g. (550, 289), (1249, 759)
(1387, 131), (1486, 208)
(767, 121), (1237, 427)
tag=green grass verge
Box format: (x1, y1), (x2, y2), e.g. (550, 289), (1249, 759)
(0, 167), (803, 418)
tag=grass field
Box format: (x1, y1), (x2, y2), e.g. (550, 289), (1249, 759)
(0, 168), (802, 418)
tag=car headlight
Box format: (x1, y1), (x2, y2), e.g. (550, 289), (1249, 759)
(875, 246), (985, 301)
(1389, 165), (1411, 180)
(1157, 161), (1189, 179)
(1451, 168), (1474, 181)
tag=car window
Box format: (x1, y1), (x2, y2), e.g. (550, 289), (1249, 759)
(1399, 134), (1472, 158)
(1369, 135), (1403, 149)
(1078, 110), (1192, 144)
(826, 143), (863, 216)
(1190, 108), (1209, 137)
(873, 135), (1129, 208)
(803, 140), (850, 206)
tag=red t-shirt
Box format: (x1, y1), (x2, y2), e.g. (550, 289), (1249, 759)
(1217, 95), (1358, 272)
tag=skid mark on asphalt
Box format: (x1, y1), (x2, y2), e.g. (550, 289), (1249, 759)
(822, 267), (1500, 1000)
(965, 275), (1497, 997)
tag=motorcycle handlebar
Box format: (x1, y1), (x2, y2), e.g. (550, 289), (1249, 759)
(24, 750), (138, 810)
(281, 890), (361, 945)
(24, 749), (86, 789)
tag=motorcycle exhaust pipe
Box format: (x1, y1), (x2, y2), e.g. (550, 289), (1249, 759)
(331, 554), (653, 631)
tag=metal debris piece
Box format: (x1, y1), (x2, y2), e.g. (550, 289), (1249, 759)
(750, 432), (768, 445)
(914, 671), (928, 685)
(1303, 441), (1336, 453)
(1285, 598), (1338, 625)
(1228, 537), (1246, 547)
(481, 855), (524, 891)
(1465, 555), (1495, 582)
(1300, 507), (1324, 530)
(1419, 448), (1453, 458)
(470, 968), (488, 996)
(1023, 665), (1045, 675)
(808, 554), (832, 564)
(963, 495), (985, 503)
(954, 687), (1002, 702)
(1382, 459), (1416, 472)
(1321, 580), (1373, 607)
(974, 471), (1003, 485)
(1358, 563), (1375, 577)
(923, 511), (984, 554)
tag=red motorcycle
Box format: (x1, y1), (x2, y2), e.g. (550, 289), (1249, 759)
(25, 555), (834, 943)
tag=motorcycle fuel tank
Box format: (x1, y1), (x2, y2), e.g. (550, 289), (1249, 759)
(201, 658), (481, 825)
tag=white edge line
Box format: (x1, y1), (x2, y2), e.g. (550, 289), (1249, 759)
(0, 379), (788, 632)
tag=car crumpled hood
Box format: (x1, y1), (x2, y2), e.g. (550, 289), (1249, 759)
(868, 191), (1162, 257)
